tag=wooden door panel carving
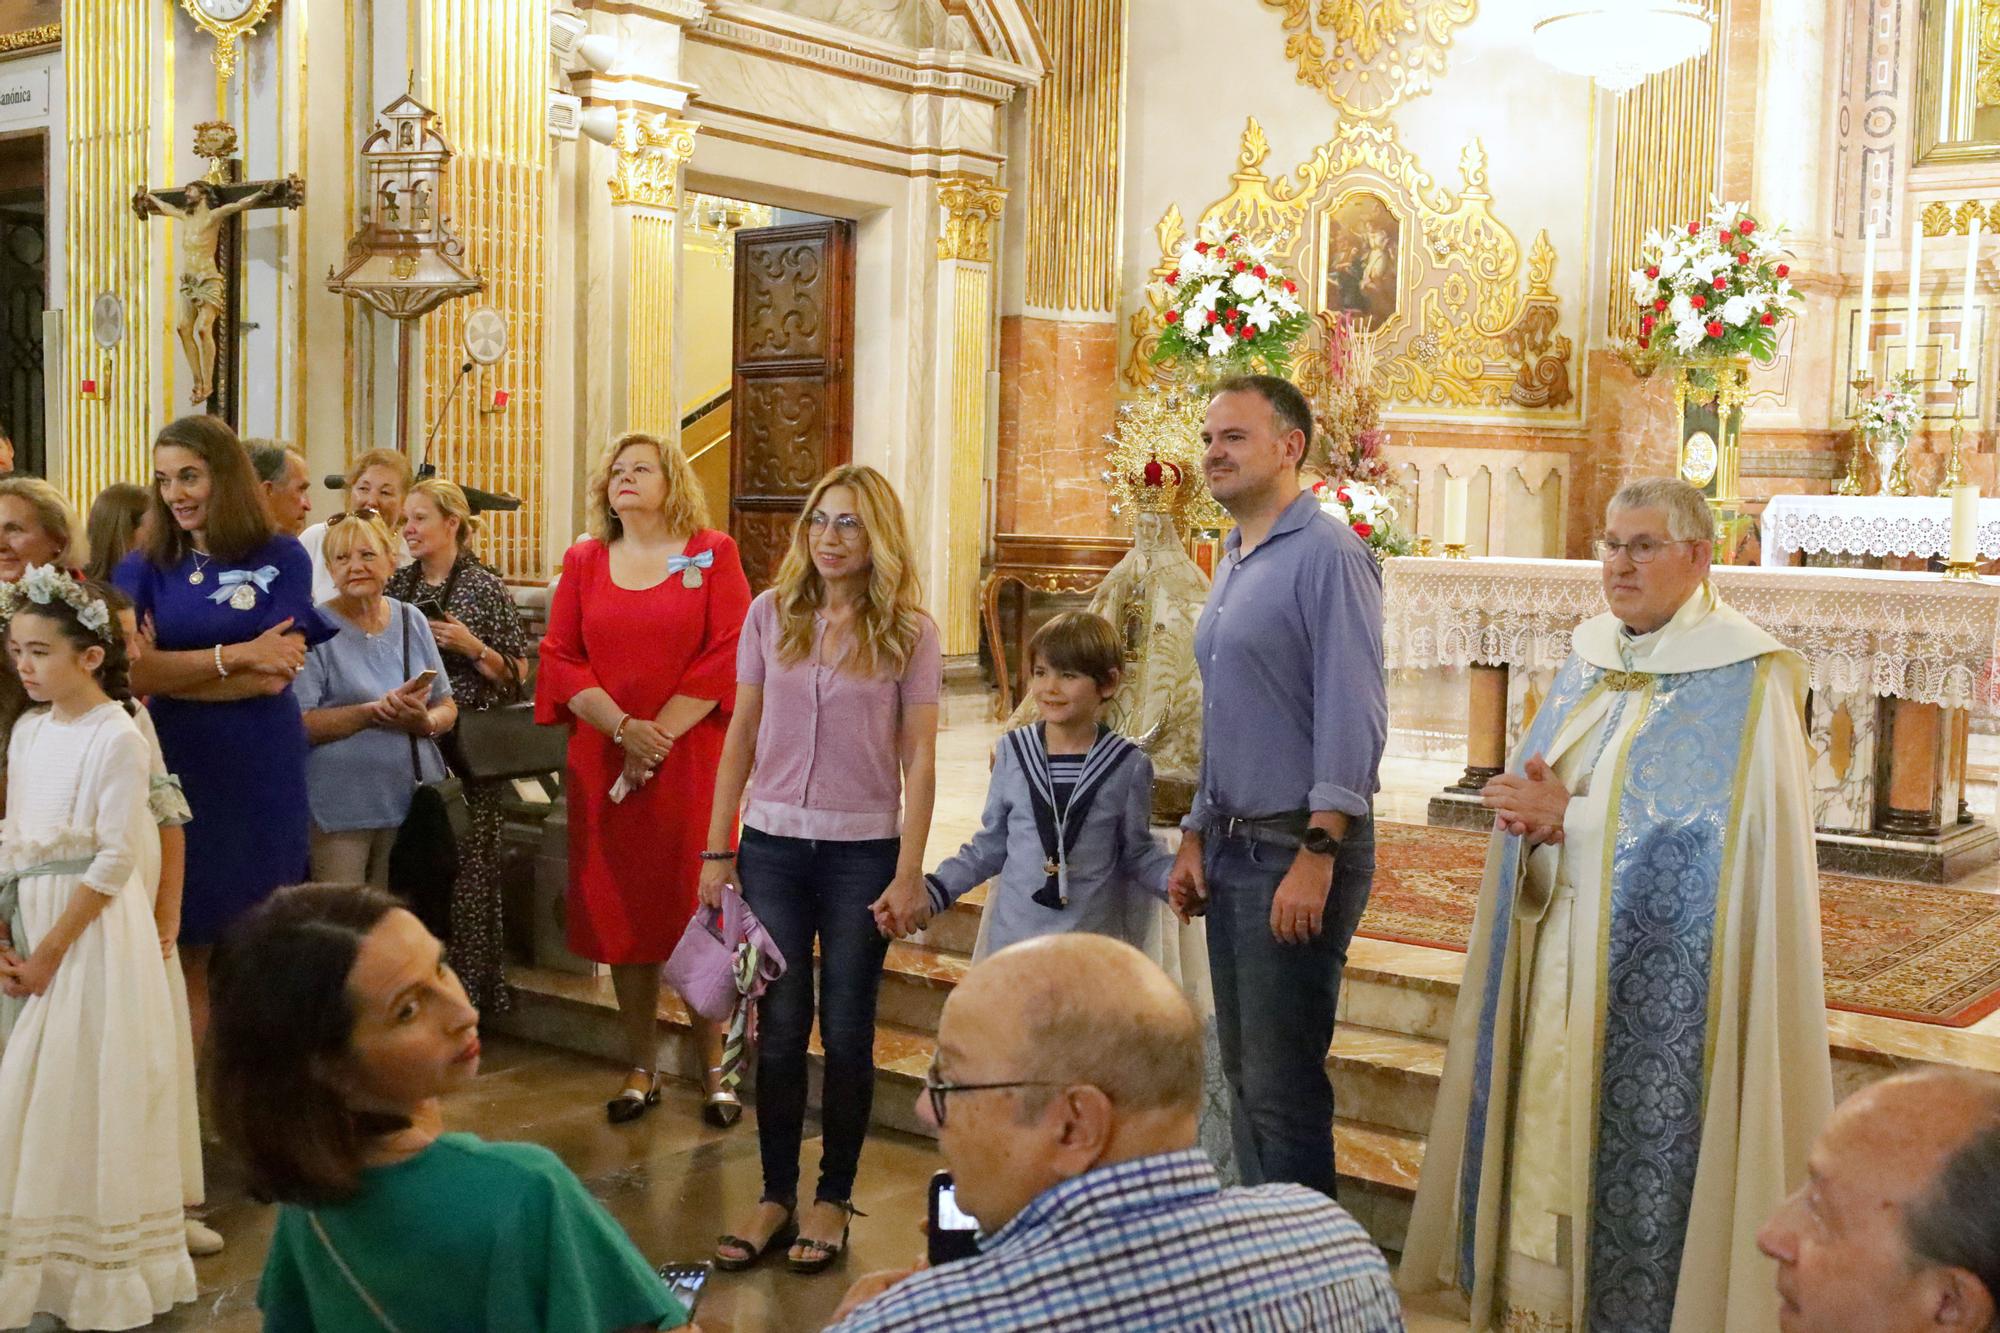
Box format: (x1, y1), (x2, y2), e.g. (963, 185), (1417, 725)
(730, 220), (855, 592)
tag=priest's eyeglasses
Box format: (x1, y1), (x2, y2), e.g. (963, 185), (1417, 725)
(922, 1057), (1062, 1127)
(1593, 536), (1696, 564)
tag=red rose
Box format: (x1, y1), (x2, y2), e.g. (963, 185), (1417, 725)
(1739, 219), (1756, 235)
(1689, 222), (1701, 235)
(1239, 326), (1255, 340)
(1194, 241), (1210, 255)
(1284, 279), (1297, 293)
(1253, 264), (1268, 279)
(1690, 294), (1707, 309)
(1760, 312), (1776, 325)
(1167, 271), (1180, 285)
(1645, 265), (1660, 279)
(1638, 335), (1651, 348)
(1206, 311), (1219, 325)
(1230, 232), (1244, 243)
(1720, 229), (1734, 245)
(1713, 275), (1728, 289)
(1776, 264), (1790, 278)
(1641, 314), (1656, 332)
(1736, 252), (1750, 265)
(1234, 260), (1248, 273)
(1165, 309), (1180, 324)
(1353, 522), (1374, 539)
(1215, 246), (1227, 259)
(1337, 487), (1352, 503)
(1706, 319), (1724, 337)
(1655, 299), (1669, 312)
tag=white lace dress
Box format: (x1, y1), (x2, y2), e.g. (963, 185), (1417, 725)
(0, 703), (195, 1328)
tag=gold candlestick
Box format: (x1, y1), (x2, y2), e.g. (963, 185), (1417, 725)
(1937, 369), (1976, 496)
(1838, 369), (1872, 496)
(1944, 559), (1983, 580)
(1443, 542), (1468, 560)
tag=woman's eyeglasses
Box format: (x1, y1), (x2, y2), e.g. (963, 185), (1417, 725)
(807, 512), (866, 539)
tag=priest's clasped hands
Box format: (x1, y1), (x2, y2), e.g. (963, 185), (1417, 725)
(1483, 755), (1571, 846)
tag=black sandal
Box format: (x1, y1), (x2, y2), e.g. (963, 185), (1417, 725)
(715, 1200), (797, 1271)
(788, 1200), (865, 1275)
(605, 1067), (662, 1125)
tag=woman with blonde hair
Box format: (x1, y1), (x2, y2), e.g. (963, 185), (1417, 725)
(387, 478), (530, 1014)
(0, 477), (75, 582)
(535, 433), (751, 1125)
(299, 447), (413, 603)
(701, 463), (941, 1275)
(297, 509), (456, 886)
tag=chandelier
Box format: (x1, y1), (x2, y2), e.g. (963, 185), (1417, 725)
(1531, 0), (1712, 92)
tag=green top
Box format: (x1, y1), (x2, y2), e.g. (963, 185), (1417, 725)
(258, 1133), (688, 1333)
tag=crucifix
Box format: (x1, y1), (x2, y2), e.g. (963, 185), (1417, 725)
(132, 130), (304, 421)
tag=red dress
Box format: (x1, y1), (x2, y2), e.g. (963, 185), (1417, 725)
(535, 531), (751, 964)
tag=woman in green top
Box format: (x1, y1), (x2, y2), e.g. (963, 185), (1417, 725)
(209, 883), (696, 1332)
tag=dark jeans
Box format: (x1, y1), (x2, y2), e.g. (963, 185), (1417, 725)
(1204, 813), (1374, 1199)
(737, 826), (899, 1206)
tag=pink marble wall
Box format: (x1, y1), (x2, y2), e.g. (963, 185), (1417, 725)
(996, 316), (1120, 536)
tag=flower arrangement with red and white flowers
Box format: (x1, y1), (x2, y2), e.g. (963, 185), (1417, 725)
(1313, 480), (1413, 560)
(1627, 200), (1798, 364)
(1856, 382), (1922, 443)
(1151, 218), (1311, 373)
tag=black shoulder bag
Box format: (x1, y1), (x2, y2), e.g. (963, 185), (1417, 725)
(388, 602), (470, 940)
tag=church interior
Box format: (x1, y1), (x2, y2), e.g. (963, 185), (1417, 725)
(16, 0), (2000, 1326)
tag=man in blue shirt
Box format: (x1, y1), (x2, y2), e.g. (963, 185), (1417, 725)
(826, 934), (1402, 1332)
(1166, 374), (1387, 1199)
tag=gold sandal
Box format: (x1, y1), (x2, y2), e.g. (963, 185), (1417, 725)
(702, 1064), (742, 1128)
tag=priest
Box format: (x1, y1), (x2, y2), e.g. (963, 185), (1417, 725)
(1400, 477), (1832, 1333)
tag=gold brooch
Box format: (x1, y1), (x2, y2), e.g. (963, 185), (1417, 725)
(1602, 670), (1652, 692)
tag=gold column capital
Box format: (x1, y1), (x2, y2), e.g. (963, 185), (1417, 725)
(937, 176), (1007, 263)
(609, 110), (698, 208)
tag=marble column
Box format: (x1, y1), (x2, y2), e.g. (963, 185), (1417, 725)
(935, 177), (1007, 658)
(1882, 697), (1944, 836)
(1453, 664), (1510, 793)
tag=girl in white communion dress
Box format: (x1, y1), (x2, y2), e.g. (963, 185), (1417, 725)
(0, 567), (194, 1329)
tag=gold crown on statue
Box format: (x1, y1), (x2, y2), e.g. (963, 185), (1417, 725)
(1128, 454), (1193, 514)
(1102, 389), (1224, 531)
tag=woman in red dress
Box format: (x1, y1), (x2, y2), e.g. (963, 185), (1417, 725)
(536, 432), (751, 1125)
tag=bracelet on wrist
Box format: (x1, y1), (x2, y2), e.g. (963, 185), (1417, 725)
(699, 850), (737, 862)
(612, 714), (630, 746)
(213, 644), (229, 679)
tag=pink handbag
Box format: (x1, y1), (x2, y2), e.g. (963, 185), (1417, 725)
(661, 889), (786, 1024)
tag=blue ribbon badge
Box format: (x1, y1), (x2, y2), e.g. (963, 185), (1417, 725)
(210, 565), (279, 610)
(668, 549), (715, 589)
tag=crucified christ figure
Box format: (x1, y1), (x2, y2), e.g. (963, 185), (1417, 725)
(136, 180), (280, 405)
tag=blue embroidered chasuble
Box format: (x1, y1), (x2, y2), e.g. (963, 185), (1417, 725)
(1454, 650), (1765, 1331)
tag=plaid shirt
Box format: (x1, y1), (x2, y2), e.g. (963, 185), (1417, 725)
(826, 1150), (1404, 1332)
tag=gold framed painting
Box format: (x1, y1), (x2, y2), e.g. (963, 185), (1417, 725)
(1316, 187), (1406, 336)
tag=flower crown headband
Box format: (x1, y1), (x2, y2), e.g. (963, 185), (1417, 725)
(0, 565), (116, 643)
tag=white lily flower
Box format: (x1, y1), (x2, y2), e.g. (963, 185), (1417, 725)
(1270, 285), (1303, 317)
(1674, 318), (1708, 353)
(1204, 327), (1236, 358)
(1230, 271), (1265, 300)
(1244, 296), (1281, 331)
(1629, 270), (1657, 304)
(1659, 251), (1687, 280)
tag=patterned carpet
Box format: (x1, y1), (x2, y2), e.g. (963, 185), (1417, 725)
(1362, 821), (2000, 1028)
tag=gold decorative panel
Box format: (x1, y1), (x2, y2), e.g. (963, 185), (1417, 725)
(1920, 198), (2000, 233)
(1980, 0), (2000, 105)
(1606, 47), (1722, 339)
(419, 0), (548, 579)
(1021, 0), (1124, 311)
(938, 177), (1008, 262)
(64, 1), (160, 510)
(627, 212), (678, 439)
(609, 111), (696, 210)
(1260, 0), (1478, 120)
(1125, 119), (1573, 413)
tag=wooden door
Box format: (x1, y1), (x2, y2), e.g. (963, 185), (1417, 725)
(729, 220), (856, 590)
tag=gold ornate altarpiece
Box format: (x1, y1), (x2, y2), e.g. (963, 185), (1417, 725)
(1258, 0), (1479, 120)
(1125, 118), (1573, 415)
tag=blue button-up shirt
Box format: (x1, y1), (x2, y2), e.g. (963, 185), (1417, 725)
(826, 1149), (1404, 1332)
(1189, 488), (1386, 824)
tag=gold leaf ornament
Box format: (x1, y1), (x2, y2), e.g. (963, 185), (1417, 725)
(1261, 0), (1479, 120)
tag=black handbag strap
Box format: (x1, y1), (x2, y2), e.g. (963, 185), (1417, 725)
(400, 602), (422, 791)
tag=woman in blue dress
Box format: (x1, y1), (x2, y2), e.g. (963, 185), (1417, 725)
(116, 414), (332, 1044)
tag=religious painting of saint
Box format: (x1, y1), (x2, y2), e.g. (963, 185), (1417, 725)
(1319, 191), (1402, 330)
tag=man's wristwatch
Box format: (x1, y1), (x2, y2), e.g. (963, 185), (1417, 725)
(1300, 827), (1342, 858)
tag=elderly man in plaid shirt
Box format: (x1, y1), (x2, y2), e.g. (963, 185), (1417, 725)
(825, 934), (1403, 1332)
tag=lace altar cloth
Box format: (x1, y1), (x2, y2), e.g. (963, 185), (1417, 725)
(1383, 557), (2000, 714)
(1760, 494), (2000, 566)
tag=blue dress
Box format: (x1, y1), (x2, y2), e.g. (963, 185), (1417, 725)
(114, 536), (332, 946)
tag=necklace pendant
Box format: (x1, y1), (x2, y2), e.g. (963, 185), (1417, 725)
(681, 567), (703, 589)
(188, 569), (205, 586)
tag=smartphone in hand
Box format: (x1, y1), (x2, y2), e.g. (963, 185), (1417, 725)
(655, 1262), (710, 1316)
(403, 668), (439, 694)
(928, 1171), (980, 1266)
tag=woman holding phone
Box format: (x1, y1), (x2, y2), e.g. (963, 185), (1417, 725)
(296, 510), (456, 886)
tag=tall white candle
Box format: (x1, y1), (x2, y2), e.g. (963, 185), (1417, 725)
(1860, 223), (1877, 379)
(1908, 222), (1925, 379)
(1443, 476), (1469, 547)
(1962, 219), (1983, 373)
(1953, 484), (1981, 565)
